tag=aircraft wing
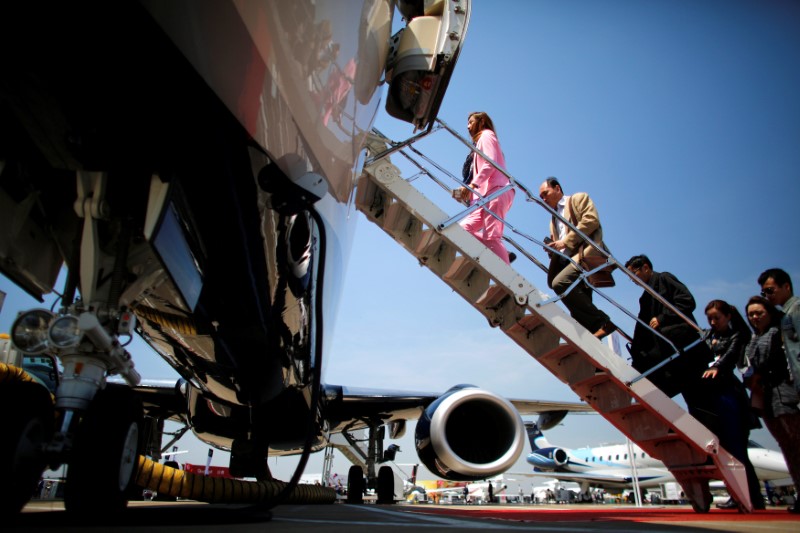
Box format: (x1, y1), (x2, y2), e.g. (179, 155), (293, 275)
(323, 385), (595, 434)
(507, 399), (596, 416)
(121, 379), (595, 435)
(510, 468), (673, 489)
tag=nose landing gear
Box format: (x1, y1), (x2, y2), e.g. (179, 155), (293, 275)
(64, 386), (145, 513)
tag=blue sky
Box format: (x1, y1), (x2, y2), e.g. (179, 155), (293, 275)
(2, 0), (799, 487)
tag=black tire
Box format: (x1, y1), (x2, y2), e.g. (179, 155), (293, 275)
(376, 465), (395, 504)
(65, 386), (144, 514)
(346, 465), (365, 504)
(0, 381), (54, 514)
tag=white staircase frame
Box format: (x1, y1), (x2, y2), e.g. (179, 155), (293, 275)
(355, 119), (752, 513)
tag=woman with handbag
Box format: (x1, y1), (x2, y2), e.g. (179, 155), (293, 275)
(702, 300), (764, 509)
(743, 296), (800, 513)
(453, 112), (515, 264)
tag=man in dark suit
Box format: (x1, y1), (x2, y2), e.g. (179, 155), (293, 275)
(625, 254), (715, 421)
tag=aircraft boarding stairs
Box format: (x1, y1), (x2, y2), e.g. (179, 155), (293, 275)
(354, 120), (752, 513)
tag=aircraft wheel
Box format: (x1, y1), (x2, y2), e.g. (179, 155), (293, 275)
(376, 465), (395, 504)
(65, 387), (144, 513)
(346, 465), (365, 504)
(0, 381), (54, 514)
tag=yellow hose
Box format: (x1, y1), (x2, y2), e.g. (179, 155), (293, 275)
(0, 362), (55, 403)
(135, 456), (337, 504)
(0, 361), (39, 385)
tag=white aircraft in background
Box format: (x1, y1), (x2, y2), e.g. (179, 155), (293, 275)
(518, 421), (791, 490)
(414, 474), (509, 503)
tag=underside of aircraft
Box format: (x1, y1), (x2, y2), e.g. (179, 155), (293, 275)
(0, 0), (592, 516)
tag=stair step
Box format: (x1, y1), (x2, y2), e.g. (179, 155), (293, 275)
(503, 314), (561, 356)
(670, 465), (720, 479)
(476, 284), (512, 308)
(643, 436), (710, 468)
(506, 314), (546, 336)
(381, 201), (410, 232)
(443, 256), (478, 282)
(416, 229), (444, 259)
(574, 377), (634, 415)
(355, 175), (385, 223)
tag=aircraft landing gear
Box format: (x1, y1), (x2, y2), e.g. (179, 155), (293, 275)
(64, 386), (144, 513)
(0, 381), (55, 514)
(376, 465), (395, 504)
(346, 465), (365, 504)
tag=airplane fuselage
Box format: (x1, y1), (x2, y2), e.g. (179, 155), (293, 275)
(0, 1), (388, 457)
(527, 440), (790, 488)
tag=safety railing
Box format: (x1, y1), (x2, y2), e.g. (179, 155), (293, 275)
(368, 118), (707, 385)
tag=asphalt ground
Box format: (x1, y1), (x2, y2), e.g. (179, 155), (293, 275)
(11, 500), (800, 533)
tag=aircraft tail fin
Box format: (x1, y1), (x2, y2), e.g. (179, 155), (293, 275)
(524, 421), (551, 451)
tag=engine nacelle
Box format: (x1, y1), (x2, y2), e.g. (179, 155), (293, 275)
(414, 385), (525, 481)
(527, 446), (570, 470)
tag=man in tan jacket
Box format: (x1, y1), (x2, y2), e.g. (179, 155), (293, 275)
(539, 178), (614, 338)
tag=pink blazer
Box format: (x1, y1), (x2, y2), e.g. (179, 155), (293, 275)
(471, 129), (509, 198)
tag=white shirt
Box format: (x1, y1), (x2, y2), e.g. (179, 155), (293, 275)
(556, 195), (569, 241)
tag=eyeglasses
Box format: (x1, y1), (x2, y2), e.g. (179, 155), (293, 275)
(760, 286), (776, 296)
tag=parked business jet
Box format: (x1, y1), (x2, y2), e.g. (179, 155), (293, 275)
(520, 422), (790, 490)
(0, 0), (600, 516)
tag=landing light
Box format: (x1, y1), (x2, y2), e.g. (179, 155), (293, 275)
(10, 309), (54, 354)
(49, 315), (83, 349)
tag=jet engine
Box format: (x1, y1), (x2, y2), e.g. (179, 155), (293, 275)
(414, 385), (525, 481)
(527, 447), (570, 470)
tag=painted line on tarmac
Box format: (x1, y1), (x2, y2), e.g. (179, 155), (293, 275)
(275, 505), (604, 531)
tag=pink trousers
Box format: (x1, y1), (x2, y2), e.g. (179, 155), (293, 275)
(460, 187), (515, 263)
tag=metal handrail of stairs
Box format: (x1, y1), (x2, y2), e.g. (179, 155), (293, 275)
(355, 119), (753, 513)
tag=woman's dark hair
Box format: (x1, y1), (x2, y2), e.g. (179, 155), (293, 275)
(744, 295), (783, 333)
(705, 299), (751, 336)
(468, 111), (496, 142)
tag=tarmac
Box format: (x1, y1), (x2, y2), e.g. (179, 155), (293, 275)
(11, 500), (800, 533)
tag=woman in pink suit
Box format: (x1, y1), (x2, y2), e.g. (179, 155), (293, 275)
(459, 112), (515, 263)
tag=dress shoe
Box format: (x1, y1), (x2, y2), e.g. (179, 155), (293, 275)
(788, 502), (800, 514)
(593, 321), (617, 339)
(715, 499), (738, 510)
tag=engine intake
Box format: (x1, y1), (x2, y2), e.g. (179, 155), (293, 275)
(527, 446), (570, 470)
(415, 385), (525, 481)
